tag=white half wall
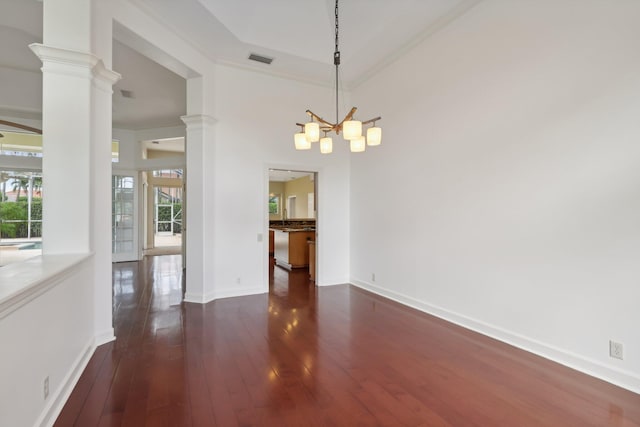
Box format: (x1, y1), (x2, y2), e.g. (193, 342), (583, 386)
(0, 257), (95, 427)
(350, 0), (640, 392)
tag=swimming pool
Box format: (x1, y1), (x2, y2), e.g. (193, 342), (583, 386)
(18, 242), (42, 250)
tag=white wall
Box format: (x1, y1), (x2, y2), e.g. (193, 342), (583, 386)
(351, 0), (640, 392)
(112, 126), (186, 171)
(212, 64), (351, 292)
(0, 258), (94, 427)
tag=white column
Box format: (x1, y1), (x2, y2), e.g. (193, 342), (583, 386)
(181, 113), (216, 303)
(91, 60), (121, 345)
(30, 0), (120, 344)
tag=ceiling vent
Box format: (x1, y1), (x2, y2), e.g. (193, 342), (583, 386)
(248, 53), (274, 65)
(120, 89), (135, 99)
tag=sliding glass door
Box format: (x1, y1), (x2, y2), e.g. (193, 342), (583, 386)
(112, 174), (138, 262)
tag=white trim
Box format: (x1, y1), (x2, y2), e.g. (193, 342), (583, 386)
(35, 339), (95, 427)
(184, 286), (266, 304)
(111, 171), (140, 263)
(180, 114), (217, 129)
(94, 329), (116, 346)
(350, 279), (640, 395)
(29, 44), (121, 87)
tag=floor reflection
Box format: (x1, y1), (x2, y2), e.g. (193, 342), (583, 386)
(58, 254), (640, 426)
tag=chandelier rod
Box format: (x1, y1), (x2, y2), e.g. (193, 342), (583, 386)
(293, 0), (382, 153)
(334, 0), (340, 126)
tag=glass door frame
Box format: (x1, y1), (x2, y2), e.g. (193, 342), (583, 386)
(112, 171), (140, 262)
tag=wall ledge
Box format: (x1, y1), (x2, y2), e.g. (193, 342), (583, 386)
(0, 253), (92, 319)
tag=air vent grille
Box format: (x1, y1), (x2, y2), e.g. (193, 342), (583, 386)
(248, 53), (274, 65)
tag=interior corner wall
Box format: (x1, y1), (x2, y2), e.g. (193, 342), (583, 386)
(212, 64), (350, 292)
(350, 0), (640, 392)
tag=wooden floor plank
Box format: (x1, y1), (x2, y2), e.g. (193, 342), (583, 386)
(54, 255), (640, 426)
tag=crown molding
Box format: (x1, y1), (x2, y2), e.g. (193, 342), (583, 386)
(181, 114), (217, 129)
(29, 43), (121, 86)
(351, 0), (484, 89)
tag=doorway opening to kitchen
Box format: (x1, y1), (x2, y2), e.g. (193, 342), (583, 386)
(268, 169), (317, 291)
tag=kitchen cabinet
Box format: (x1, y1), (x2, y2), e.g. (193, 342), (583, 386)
(269, 230), (274, 255)
(273, 229), (315, 270)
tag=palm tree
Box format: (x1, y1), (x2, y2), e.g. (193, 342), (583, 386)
(12, 178), (29, 201)
(31, 177), (42, 197)
(1, 172), (8, 202)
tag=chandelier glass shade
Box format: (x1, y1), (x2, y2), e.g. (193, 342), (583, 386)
(294, 131), (311, 150)
(320, 136), (333, 154)
(294, 0), (382, 154)
(366, 126), (382, 146)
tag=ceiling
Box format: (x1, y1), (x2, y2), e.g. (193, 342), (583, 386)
(142, 137), (185, 153)
(269, 169), (314, 183)
(0, 0), (480, 130)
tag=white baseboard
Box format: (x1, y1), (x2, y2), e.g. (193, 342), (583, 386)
(183, 292), (207, 304)
(185, 286), (266, 304)
(94, 328), (115, 346)
(350, 279), (640, 395)
(36, 340), (96, 427)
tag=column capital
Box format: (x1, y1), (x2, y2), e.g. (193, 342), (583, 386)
(181, 114), (217, 129)
(29, 43), (121, 86)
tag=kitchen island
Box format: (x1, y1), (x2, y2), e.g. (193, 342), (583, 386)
(272, 228), (315, 270)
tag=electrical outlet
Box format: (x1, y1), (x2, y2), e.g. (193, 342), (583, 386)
(44, 376), (49, 399)
(609, 340), (623, 360)
(236, 277), (241, 284)
(371, 273), (376, 282)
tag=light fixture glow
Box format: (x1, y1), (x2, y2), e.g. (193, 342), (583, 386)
(343, 120), (362, 140)
(350, 136), (366, 153)
(305, 121), (320, 142)
(320, 137), (333, 154)
(293, 0), (381, 154)
(366, 126), (382, 146)
(294, 132), (311, 150)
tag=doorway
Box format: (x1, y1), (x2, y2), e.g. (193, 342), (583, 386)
(287, 196), (296, 219)
(143, 169), (183, 256)
(153, 184), (182, 248)
(268, 169), (317, 285)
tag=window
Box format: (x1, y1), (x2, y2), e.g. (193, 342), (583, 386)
(0, 170), (43, 266)
(269, 194), (280, 214)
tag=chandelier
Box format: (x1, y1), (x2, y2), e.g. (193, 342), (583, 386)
(294, 0), (382, 154)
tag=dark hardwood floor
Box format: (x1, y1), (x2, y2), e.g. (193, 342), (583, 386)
(55, 255), (640, 426)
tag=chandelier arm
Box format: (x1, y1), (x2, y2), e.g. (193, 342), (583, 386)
(361, 116), (382, 126)
(305, 110), (336, 128)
